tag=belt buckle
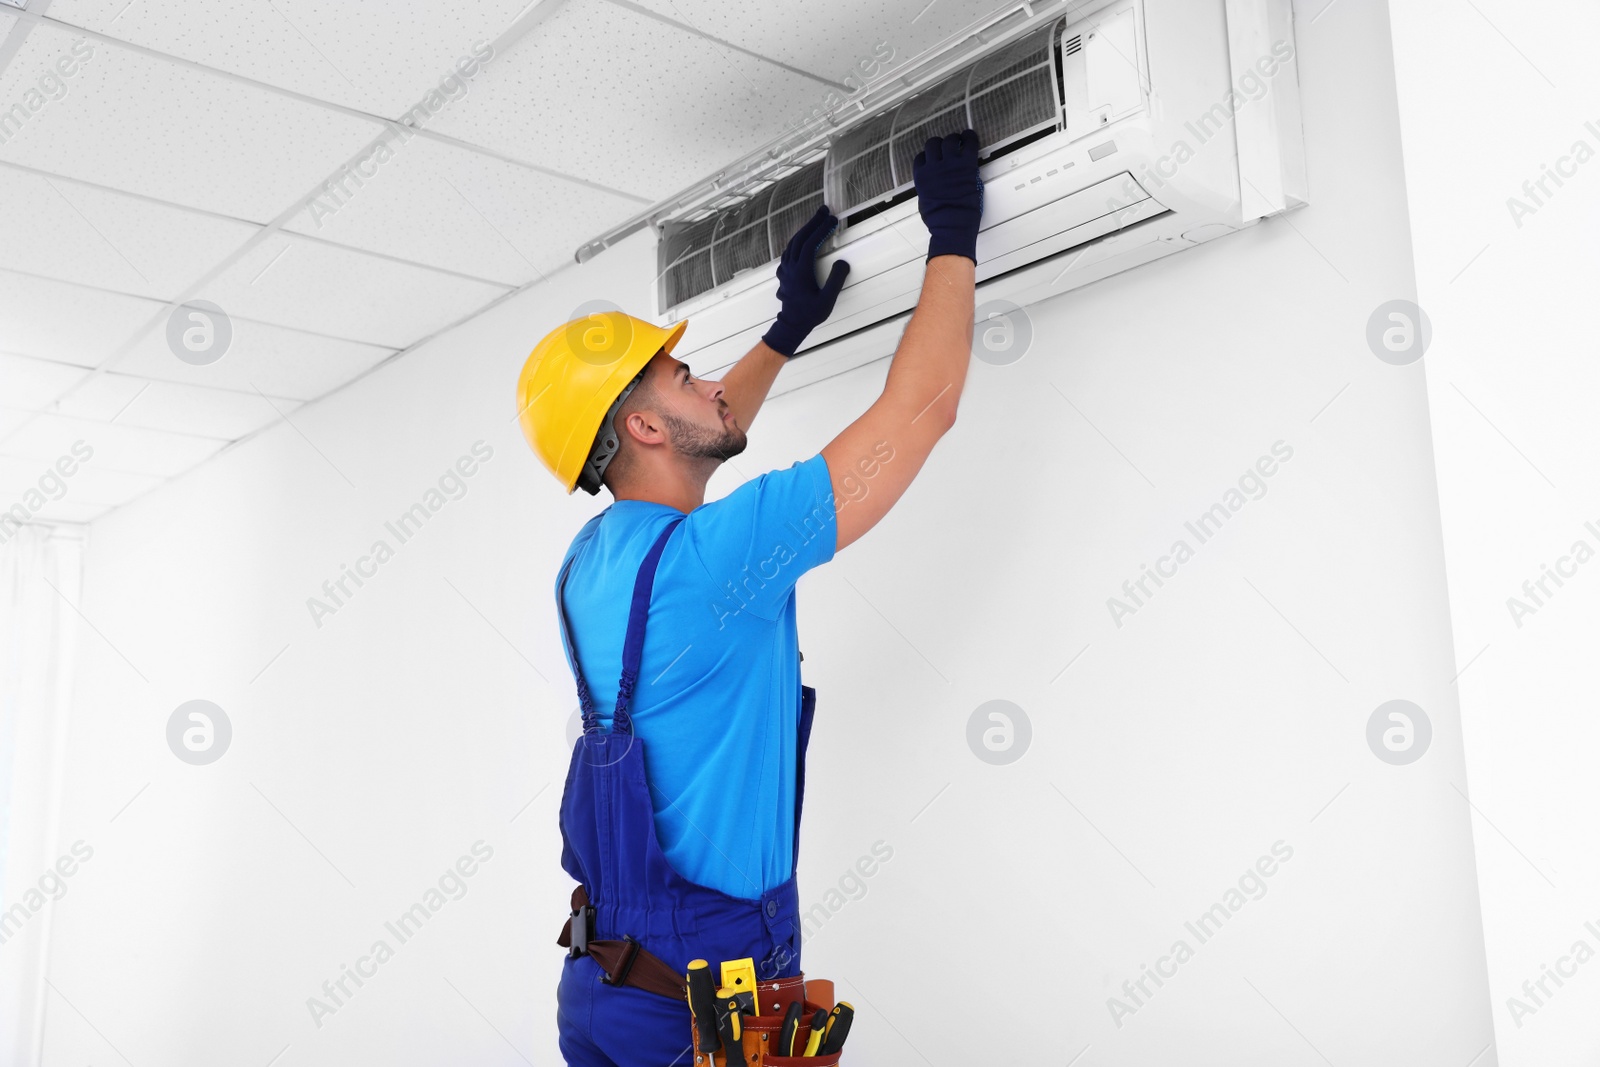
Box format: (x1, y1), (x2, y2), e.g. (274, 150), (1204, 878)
(600, 934), (641, 987)
(569, 903), (595, 959)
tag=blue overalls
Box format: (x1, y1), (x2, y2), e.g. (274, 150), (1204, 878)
(554, 516), (818, 1067)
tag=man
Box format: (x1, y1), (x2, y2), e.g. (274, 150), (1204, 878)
(516, 129), (984, 1067)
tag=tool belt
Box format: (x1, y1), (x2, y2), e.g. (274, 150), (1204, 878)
(558, 887), (846, 1064)
(557, 885), (688, 1001)
(688, 979), (843, 1067)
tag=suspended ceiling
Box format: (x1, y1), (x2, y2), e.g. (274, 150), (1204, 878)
(0, 0), (1007, 523)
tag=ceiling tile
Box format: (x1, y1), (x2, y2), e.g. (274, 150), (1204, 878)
(622, 0), (1010, 85)
(59, 375), (301, 439)
(0, 269), (161, 367)
(0, 454), (68, 502)
(193, 233), (511, 349)
(0, 24), (381, 221)
(0, 165), (261, 300)
(0, 411), (226, 477)
(110, 317), (394, 401)
(282, 134), (641, 286)
(47, 369), (147, 422)
(0, 455), (164, 508)
(47, 0), (534, 118)
(0, 406), (34, 440)
(428, 0), (829, 200)
(0, 352), (91, 409)
(26, 497), (110, 524)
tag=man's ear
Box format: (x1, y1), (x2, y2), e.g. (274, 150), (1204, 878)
(618, 408), (646, 444)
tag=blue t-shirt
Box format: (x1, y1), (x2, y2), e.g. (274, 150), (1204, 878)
(556, 453), (837, 900)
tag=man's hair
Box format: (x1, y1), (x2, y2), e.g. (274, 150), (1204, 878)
(598, 371), (659, 493)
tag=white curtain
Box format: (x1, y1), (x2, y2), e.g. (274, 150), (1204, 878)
(0, 525), (84, 1067)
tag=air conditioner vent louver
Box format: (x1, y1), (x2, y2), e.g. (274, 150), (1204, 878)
(1061, 34), (1082, 56)
(825, 22), (1061, 222)
(659, 159), (825, 309)
(658, 19), (1063, 312)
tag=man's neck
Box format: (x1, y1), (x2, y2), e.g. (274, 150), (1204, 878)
(611, 462), (716, 514)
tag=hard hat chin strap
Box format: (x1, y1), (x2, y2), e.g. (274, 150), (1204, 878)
(576, 368), (647, 496)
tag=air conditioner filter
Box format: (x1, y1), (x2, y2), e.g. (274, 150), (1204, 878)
(659, 19), (1063, 310)
(659, 158), (825, 309)
(825, 23), (1061, 219)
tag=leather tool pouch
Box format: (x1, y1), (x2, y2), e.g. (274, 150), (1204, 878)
(691, 973), (844, 1066)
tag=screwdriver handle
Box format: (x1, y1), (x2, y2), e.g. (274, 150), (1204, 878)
(686, 960), (720, 1053)
(802, 1008), (828, 1056)
(818, 1001), (855, 1056)
(716, 996), (747, 1067)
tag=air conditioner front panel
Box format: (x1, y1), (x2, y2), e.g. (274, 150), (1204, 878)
(796, 176), (1169, 350)
(643, 0), (1302, 374)
(675, 166), (1171, 362)
(688, 210), (1197, 387)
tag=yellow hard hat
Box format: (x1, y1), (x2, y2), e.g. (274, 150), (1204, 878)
(517, 309), (688, 495)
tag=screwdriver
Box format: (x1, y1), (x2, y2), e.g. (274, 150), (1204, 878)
(817, 1002), (855, 1055)
(802, 1008), (828, 1056)
(715, 995), (747, 1067)
(777, 1001), (803, 1056)
(685, 960), (720, 1054)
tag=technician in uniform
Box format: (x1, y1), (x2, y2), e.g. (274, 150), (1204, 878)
(516, 130), (985, 1067)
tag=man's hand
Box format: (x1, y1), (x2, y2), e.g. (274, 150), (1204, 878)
(913, 129), (984, 264)
(760, 204), (851, 358)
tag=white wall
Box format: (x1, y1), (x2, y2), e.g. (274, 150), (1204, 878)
(1389, 2), (1600, 1064)
(0, 528), (82, 1067)
(31, 1), (1498, 1064)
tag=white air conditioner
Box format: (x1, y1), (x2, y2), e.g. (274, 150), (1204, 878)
(581, 0), (1306, 395)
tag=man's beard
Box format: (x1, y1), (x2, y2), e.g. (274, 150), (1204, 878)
(659, 408), (748, 463)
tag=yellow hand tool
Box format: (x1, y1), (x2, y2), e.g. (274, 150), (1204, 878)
(715, 995), (747, 1067)
(777, 1000), (803, 1056)
(802, 1008), (828, 1056)
(717, 957), (758, 1015)
(817, 1001), (855, 1055)
(686, 960), (720, 1053)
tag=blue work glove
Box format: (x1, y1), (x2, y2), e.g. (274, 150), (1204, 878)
(761, 204), (851, 357)
(913, 129), (984, 263)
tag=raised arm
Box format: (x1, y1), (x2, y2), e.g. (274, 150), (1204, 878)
(717, 207), (850, 432)
(822, 130), (983, 553)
